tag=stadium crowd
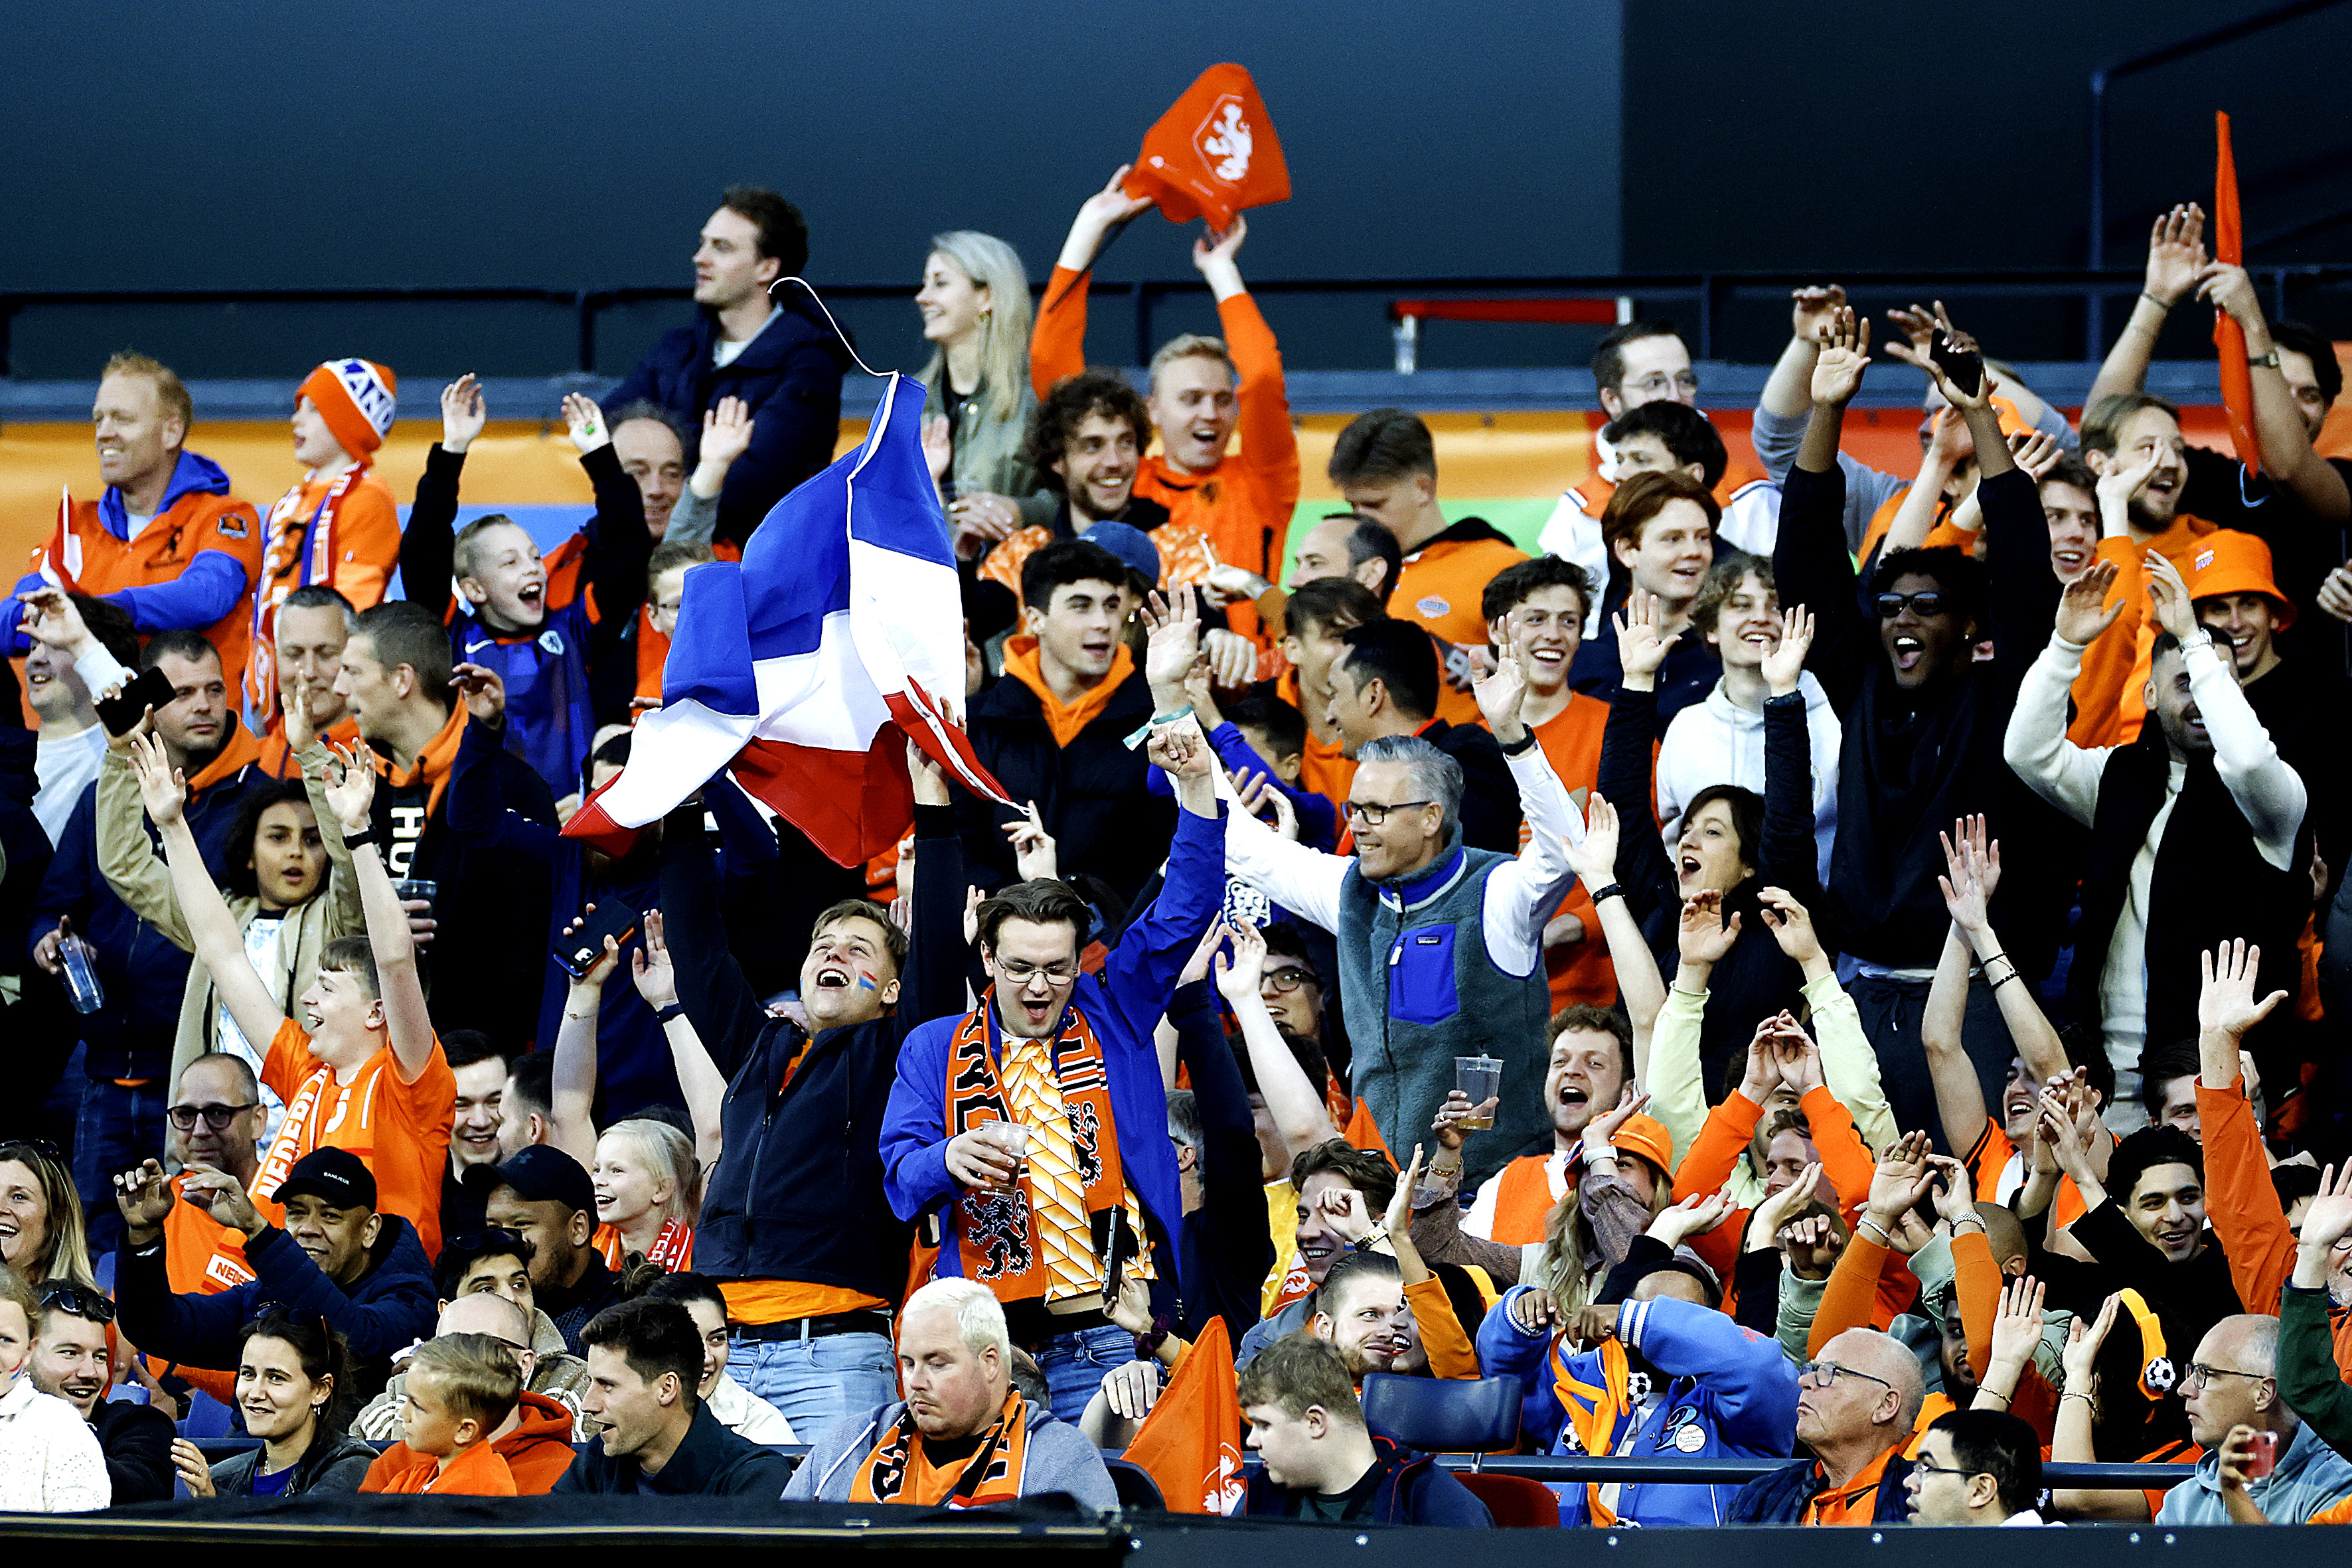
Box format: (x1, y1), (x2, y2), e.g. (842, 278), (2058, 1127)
(1, 161), (2351, 1536)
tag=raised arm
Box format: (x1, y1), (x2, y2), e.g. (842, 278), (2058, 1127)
(399, 376), (481, 617)
(548, 935), (615, 1170)
(1773, 308), (1873, 708)
(323, 743), (435, 1083)
(126, 733), (284, 1046)
(2002, 567), (2124, 827)
(1939, 817), (2069, 1081)
(630, 909), (725, 1172)
(2088, 205), (2207, 407)
(2147, 553), (2307, 862)
(1033, 167), (1152, 396)
(2197, 939), (2296, 1314)
(1569, 796), (1662, 1034)
(1475, 647), (1581, 949)
(1215, 921), (1338, 1162)
(2199, 261), (2351, 521)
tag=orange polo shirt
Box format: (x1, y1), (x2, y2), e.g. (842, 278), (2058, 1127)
(256, 1018), (456, 1257)
(1800, 1443), (1902, 1526)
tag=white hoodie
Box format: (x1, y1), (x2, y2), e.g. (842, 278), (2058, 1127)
(1656, 670), (1840, 878)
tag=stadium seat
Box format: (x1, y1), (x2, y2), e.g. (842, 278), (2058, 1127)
(1103, 1457), (1167, 1511)
(1357, 1374), (1521, 1454)
(1454, 1471), (1563, 1528)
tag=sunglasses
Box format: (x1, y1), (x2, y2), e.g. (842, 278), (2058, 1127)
(169, 1101), (259, 1131)
(1874, 590), (1949, 618)
(443, 1227), (528, 1259)
(39, 1283), (116, 1324)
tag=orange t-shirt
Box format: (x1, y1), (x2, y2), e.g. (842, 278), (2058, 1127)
(718, 1279), (889, 1326)
(163, 1176), (255, 1294)
(1393, 534), (1528, 725)
(256, 1017), (457, 1257)
(364, 1436), (518, 1496)
(1512, 694), (1613, 1010)
(1800, 1443), (1901, 1526)
(2065, 516), (2219, 747)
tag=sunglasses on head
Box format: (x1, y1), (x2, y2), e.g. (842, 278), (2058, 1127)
(444, 1227), (528, 1259)
(38, 1283), (116, 1324)
(1875, 590), (1948, 618)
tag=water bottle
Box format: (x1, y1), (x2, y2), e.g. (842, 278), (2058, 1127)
(58, 931), (104, 1014)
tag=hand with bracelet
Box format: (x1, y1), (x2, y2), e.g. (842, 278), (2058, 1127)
(2060, 1292), (2122, 1410)
(1935, 815), (2016, 984)
(1579, 1086), (1652, 1176)
(1857, 1130), (1935, 1249)
(1973, 1274), (2047, 1411)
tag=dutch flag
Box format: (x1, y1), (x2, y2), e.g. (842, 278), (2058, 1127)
(564, 372), (1011, 864)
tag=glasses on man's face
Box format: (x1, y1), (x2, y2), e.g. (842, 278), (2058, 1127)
(2183, 1362), (2272, 1393)
(1909, 1455), (1982, 1481)
(38, 1283), (116, 1324)
(1261, 965), (1319, 994)
(1622, 372), (1700, 398)
(1342, 799), (1435, 826)
(1875, 591), (1949, 619)
(995, 957), (1079, 987)
(1798, 1360), (1895, 1391)
(168, 1102), (258, 1132)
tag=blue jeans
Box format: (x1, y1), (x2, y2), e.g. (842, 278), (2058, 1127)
(76, 1077), (165, 1257)
(1032, 1323), (1140, 1423)
(728, 1330), (897, 1439)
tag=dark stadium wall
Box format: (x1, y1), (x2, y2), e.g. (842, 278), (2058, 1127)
(0, 0), (1621, 378)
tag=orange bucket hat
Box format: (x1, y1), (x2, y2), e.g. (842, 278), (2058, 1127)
(2187, 528), (2296, 629)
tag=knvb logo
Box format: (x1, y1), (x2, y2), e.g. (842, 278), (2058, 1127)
(1195, 96), (1253, 184)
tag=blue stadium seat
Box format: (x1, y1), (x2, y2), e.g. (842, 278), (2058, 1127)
(1357, 1374), (1521, 1455)
(1102, 1457), (1167, 1510)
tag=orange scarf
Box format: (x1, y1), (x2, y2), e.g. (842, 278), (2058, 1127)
(378, 702), (469, 820)
(594, 1217), (694, 1272)
(941, 994), (1129, 1302)
(1555, 1332), (1636, 1526)
(1001, 635), (1133, 749)
(185, 718), (264, 795)
(850, 1388), (1033, 1506)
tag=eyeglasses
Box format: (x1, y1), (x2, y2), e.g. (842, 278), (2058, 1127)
(168, 1101), (259, 1131)
(2184, 1362), (2272, 1392)
(1874, 590), (1950, 618)
(1798, 1360), (1895, 1391)
(1909, 1456), (1984, 1481)
(994, 957), (1079, 986)
(1261, 966), (1320, 994)
(1342, 799), (1435, 825)
(38, 1283), (116, 1324)
(1620, 372), (1700, 397)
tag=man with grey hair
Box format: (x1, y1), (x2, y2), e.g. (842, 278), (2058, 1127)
(2159, 1312), (2352, 1524)
(784, 1278), (1117, 1508)
(1215, 643), (1579, 1184)
(1731, 1326), (1922, 1524)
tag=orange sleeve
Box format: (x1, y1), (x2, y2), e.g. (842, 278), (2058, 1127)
(260, 1016), (309, 1102)
(1673, 1091), (1764, 1202)
(2065, 538), (2149, 747)
(1950, 1229), (2000, 1377)
(1031, 266), (1090, 399)
(1216, 292), (1300, 524)
(2198, 1079), (2293, 1314)
(327, 483), (402, 610)
(1962, 1121), (2011, 1203)
(1809, 1231), (1890, 1358)
(1798, 1085), (1877, 1219)
(1404, 1275), (1480, 1380)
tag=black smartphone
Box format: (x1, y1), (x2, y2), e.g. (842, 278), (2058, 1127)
(1930, 330), (1984, 398)
(554, 895), (643, 979)
(96, 666), (176, 736)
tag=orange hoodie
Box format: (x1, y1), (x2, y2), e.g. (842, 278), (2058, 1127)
(363, 1431), (518, 1496)
(1000, 634), (1136, 749)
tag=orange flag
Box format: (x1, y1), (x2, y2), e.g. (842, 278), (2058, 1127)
(1123, 1317), (1246, 1514)
(1122, 64), (1292, 232)
(2212, 110), (2260, 475)
(1341, 1097), (1394, 1161)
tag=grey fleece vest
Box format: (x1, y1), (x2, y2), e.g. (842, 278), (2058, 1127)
(1336, 838), (1553, 1186)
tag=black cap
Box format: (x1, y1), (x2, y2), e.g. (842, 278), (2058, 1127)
(461, 1143), (595, 1217)
(272, 1146), (378, 1212)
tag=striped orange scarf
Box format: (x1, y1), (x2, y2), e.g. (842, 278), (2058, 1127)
(850, 1389), (1033, 1506)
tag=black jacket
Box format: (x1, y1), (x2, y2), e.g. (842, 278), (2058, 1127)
(606, 297), (852, 547)
(1170, 981), (1271, 1342)
(91, 1397), (176, 1503)
(206, 1427), (376, 1496)
(538, 1251), (624, 1359)
(1773, 461), (2073, 971)
(1417, 718), (1522, 854)
(1241, 1435), (1494, 1526)
(552, 1402), (792, 1495)
(668, 798), (965, 1302)
(959, 661), (1172, 903)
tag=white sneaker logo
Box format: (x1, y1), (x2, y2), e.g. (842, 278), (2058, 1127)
(1197, 96), (1252, 183)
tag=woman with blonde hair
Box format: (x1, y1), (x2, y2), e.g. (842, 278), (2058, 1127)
(589, 1119), (698, 1273)
(917, 230), (1051, 555)
(0, 1142), (98, 1294)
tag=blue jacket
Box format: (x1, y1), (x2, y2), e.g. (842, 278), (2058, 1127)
(882, 803), (1225, 1298)
(1146, 720), (1337, 852)
(1479, 1291), (1798, 1528)
(605, 297), (851, 548)
(29, 747), (263, 1079)
(1242, 1435), (1494, 1526)
(116, 1212), (437, 1399)
(3, 451), (253, 652)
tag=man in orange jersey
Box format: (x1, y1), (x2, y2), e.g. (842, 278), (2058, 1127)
(123, 723), (454, 1255)
(5, 352), (264, 683)
(1328, 409), (1526, 728)
(1031, 169), (1300, 607)
(1441, 1007), (1631, 1243)
(245, 360), (401, 732)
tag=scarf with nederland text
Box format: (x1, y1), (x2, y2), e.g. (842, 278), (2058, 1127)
(942, 993), (1127, 1300)
(850, 1388), (1034, 1506)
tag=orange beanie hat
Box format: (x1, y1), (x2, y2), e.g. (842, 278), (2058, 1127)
(297, 358), (398, 457)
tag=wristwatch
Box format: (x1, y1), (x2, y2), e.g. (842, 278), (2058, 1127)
(2249, 350), (2280, 369)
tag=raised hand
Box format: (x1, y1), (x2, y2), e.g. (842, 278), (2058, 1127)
(1212, 917), (1267, 1004)
(2144, 548), (2198, 639)
(1232, 766), (1298, 842)
(2143, 204), (2209, 307)
(1648, 1189), (1734, 1248)
(1612, 589), (1672, 681)
(1383, 1143), (1426, 1242)
(1919, 301), (1991, 412)
(1140, 589), (1202, 694)
(2199, 939), (2288, 1043)
(1581, 1085), (1652, 1162)
(126, 730), (187, 828)
(2296, 1162), (2352, 1263)
(1178, 917), (1231, 988)
(441, 374), (487, 454)
(1565, 793), (1620, 886)
(701, 396), (755, 469)
(1313, 1182), (1375, 1244)
(1746, 1160), (1821, 1250)
(181, 1162), (264, 1235)
(1756, 887), (1824, 967)
(1809, 305), (1872, 406)
(2094, 443), (2164, 530)
(1790, 284), (1847, 344)
(2053, 558), (2125, 647)
(449, 661), (508, 727)
(1509, 1285), (1562, 1337)
(631, 908), (679, 1010)
(1678, 889), (1741, 968)
(1864, 1129), (1936, 1230)
(1759, 605), (1812, 697)
(1201, 627), (1259, 690)
(1192, 214), (1249, 281)
(1144, 714), (1213, 780)
(16, 586), (94, 657)
(1002, 800), (1059, 881)
(1063, 165), (1155, 268)
(1986, 1275), (2047, 1380)
(113, 1158), (177, 1235)
(1881, 303), (1939, 370)
(561, 392), (611, 455)
(1472, 642), (1532, 745)
(2009, 427), (2064, 483)
(321, 740), (378, 834)
(1935, 815), (2001, 934)
(1768, 1016), (1826, 1096)
(2061, 1292), (2122, 1392)
(1925, 1153), (1976, 1226)
(1737, 1016), (1784, 1104)
(1778, 1212), (1846, 1279)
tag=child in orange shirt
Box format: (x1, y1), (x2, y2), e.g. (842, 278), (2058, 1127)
(367, 1334), (522, 1496)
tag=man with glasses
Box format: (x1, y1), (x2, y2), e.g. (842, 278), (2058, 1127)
(1220, 648), (1579, 1185)
(1731, 1327), (1922, 1524)
(157, 1052), (266, 1296)
(28, 1283), (173, 1503)
(883, 708), (1225, 1421)
(1904, 1409), (2052, 1526)
(2154, 1312), (2352, 1523)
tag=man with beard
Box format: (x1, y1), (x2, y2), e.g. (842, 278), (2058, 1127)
(27, 1284), (173, 1502)
(1480, 1257), (1798, 1526)
(2006, 547), (2308, 1117)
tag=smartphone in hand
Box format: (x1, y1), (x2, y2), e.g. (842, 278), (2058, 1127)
(554, 896), (643, 979)
(1930, 331), (1984, 399)
(96, 666), (176, 736)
